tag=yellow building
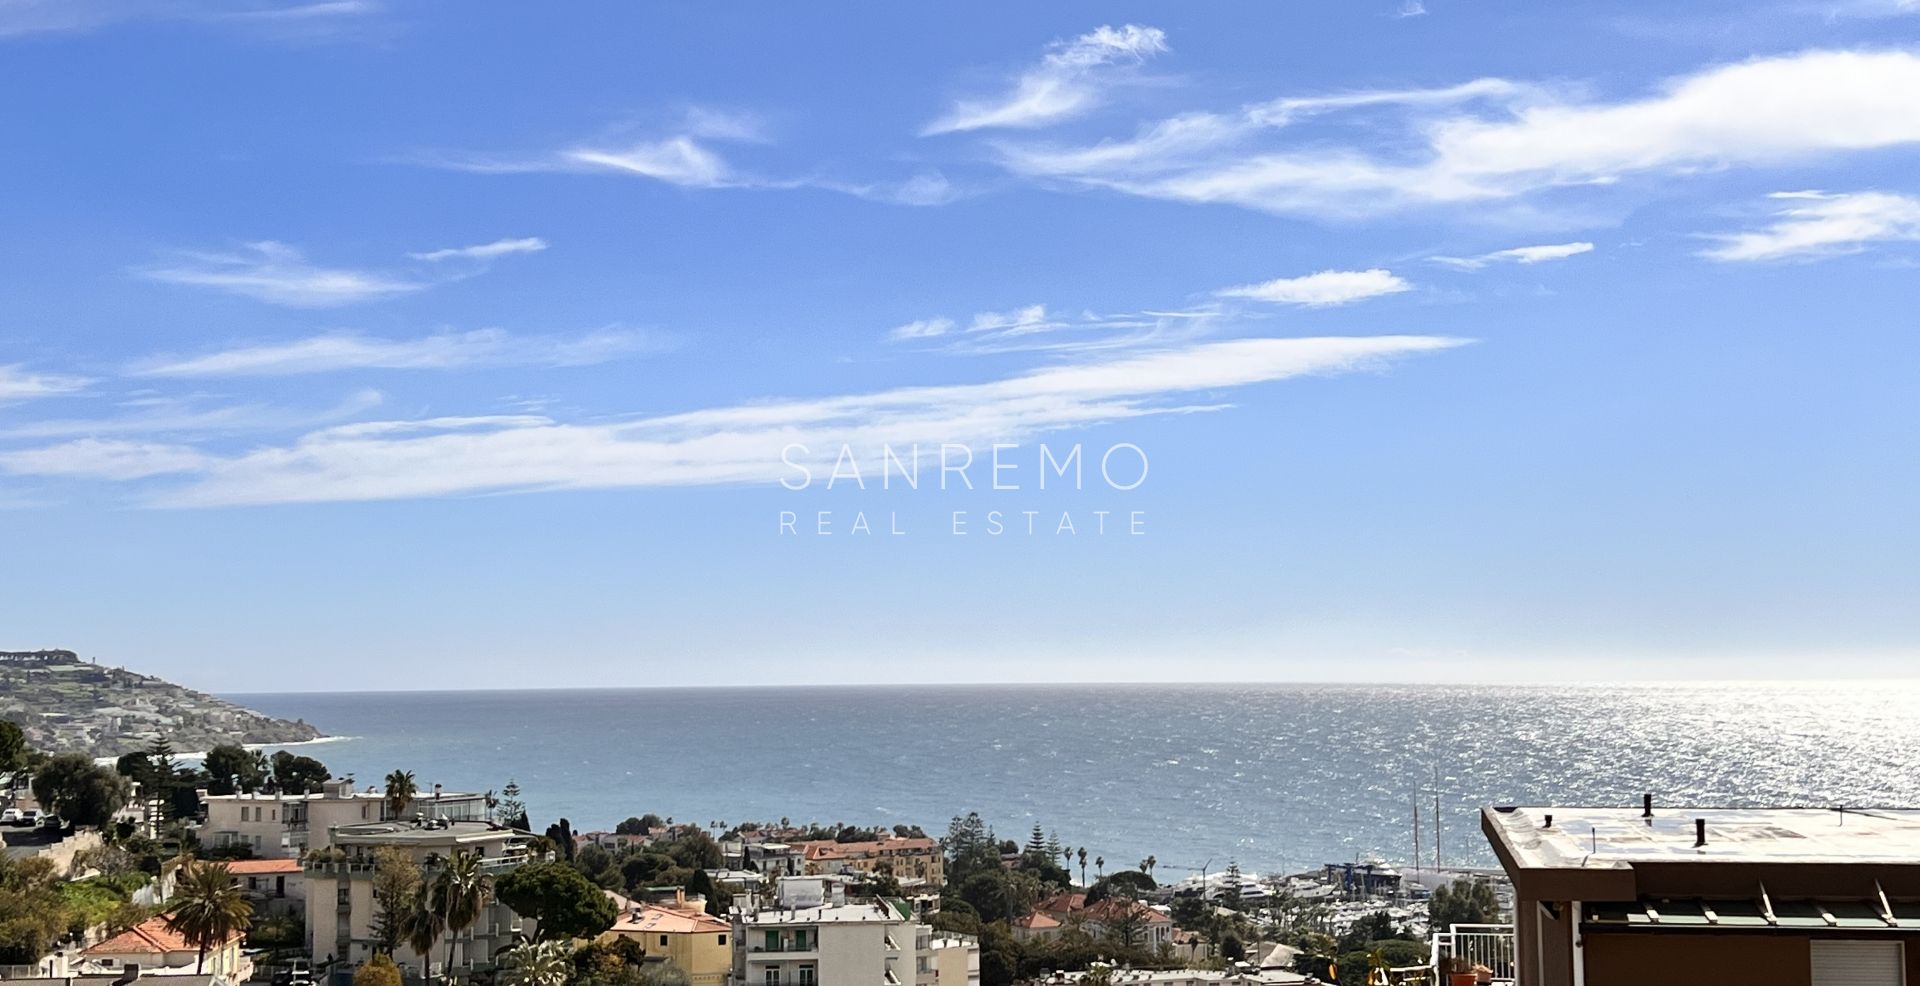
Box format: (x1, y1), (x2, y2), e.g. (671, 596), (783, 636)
(602, 890), (733, 986)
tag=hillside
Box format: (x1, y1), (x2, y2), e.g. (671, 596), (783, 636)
(0, 649), (323, 757)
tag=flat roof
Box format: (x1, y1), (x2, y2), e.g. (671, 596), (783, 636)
(331, 820), (521, 843)
(743, 900), (908, 925)
(1488, 806), (1920, 869)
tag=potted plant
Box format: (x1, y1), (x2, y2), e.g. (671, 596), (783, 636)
(1446, 956), (1478, 986)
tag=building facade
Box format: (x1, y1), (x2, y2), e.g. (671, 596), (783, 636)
(732, 881), (976, 986)
(796, 835), (945, 887)
(202, 777), (489, 857)
(302, 819), (539, 979)
(602, 890), (734, 986)
(1483, 802), (1920, 986)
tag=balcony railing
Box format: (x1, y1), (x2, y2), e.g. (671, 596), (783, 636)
(1430, 923), (1517, 984)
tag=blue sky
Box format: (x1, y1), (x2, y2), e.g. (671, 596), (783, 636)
(3, 1), (1918, 690)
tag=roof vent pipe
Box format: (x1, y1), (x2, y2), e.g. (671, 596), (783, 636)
(1543, 814), (1553, 829)
(1643, 794), (1654, 818)
(1695, 818), (1708, 848)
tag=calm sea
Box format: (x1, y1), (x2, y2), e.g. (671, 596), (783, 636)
(230, 682), (1920, 878)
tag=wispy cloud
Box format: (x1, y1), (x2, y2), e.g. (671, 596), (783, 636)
(2, 390), (386, 440)
(922, 24), (1169, 136)
(0, 364), (93, 403)
(1, 0), (382, 40)
(407, 237), (548, 263)
(0, 439), (215, 481)
(139, 242), (426, 307)
(1395, 1), (1429, 18)
(994, 49), (1920, 217)
(422, 112), (959, 205)
(1431, 241), (1594, 270)
(0, 335), (1465, 505)
(1217, 269), (1412, 306)
(1700, 190), (1920, 261)
(133, 327), (667, 377)
(138, 238), (541, 307)
(887, 303), (1220, 355)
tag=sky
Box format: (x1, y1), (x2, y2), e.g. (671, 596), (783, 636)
(2, 0), (1918, 691)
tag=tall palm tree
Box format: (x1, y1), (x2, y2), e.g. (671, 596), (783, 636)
(1095, 855), (1105, 878)
(1077, 847), (1088, 887)
(385, 769), (419, 820)
(162, 860), (253, 974)
(399, 884), (446, 983)
(1142, 855), (1157, 876)
(432, 849), (494, 981)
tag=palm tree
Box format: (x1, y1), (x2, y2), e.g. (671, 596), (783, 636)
(1142, 855), (1157, 877)
(499, 940), (571, 986)
(385, 769), (418, 820)
(1095, 855), (1105, 877)
(399, 884), (446, 983)
(433, 849), (494, 981)
(1077, 847), (1088, 887)
(162, 860), (253, 974)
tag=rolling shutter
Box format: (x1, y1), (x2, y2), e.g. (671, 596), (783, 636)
(1811, 941), (1903, 986)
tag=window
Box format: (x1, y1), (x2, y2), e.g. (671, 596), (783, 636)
(718, 935), (727, 946)
(798, 967), (815, 986)
(1810, 941), (1903, 985)
(763, 971), (780, 986)
(660, 936), (669, 947)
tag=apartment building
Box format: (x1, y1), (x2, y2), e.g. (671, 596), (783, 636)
(1482, 800), (1920, 986)
(303, 819), (539, 977)
(796, 835), (944, 887)
(201, 776), (489, 857)
(733, 880), (976, 986)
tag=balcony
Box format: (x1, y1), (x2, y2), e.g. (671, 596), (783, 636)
(1430, 923), (1516, 984)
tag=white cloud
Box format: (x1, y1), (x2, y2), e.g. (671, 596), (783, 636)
(0, 364), (92, 402)
(923, 24), (1169, 136)
(1217, 269), (1412, 306)
(888, 317), (957, 341)
(3, 390), (385, 440)
(139, 242), (425, 307)
(0, 335), (1464, 505)
(1432, 241), (1595, 269)
(1700, 190), (1920, 261)
(424, 123), (962, 205)
(888, 302), (1221, 355)
(139, 237), (544, 307)
(407, 237), (548, 262)
(1396, 1), (1428, 17)
(994, 49), (1920, 217)
(1, 0), (380, 38)
(565, 137), (734, 187)
(133, 327), (666, 377)
(0, 439), (213, 481)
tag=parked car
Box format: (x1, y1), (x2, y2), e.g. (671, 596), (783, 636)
(0, 808), (21, 825)
(38, 814), (63, 831)
(17, 809), (40, 826)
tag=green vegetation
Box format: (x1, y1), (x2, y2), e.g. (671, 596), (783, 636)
(163, 859), (255, 974)
(494, 862), (618, 941)
(32, 752), (132, 827)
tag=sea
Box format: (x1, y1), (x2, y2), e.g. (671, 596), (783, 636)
(230, 681), (1920, 880)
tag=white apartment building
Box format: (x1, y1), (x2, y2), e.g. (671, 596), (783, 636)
(201, 776), (489, 857)
(733, 880), (979, 986)
(303, 819), (540, 975)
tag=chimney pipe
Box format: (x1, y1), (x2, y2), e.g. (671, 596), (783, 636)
(1642, 794), (1654, 818)
(1543, 814), (1553, 829)
(1695, 818), (1707, 848)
